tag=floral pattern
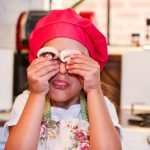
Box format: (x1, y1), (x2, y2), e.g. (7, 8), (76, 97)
(40, 120), (60, 143)
(66, 121), (90, 150)
(39, 119), (90, 150)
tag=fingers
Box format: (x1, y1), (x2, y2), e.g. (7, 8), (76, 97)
(31, 69), (59, 83)
(27, 56), (58, 73)
(66, 54), (100, 71)
(67, 68), (86, 77)
(67, 54), (98, 68)
(34, 64), (59, 77)
(30, 56), (50, 66)
(28, 56), (53, 71)
(30, 60), (59, 74)
(66, 54), (100, 79)
(66, 63), (90, 71)
(27, 56), (59, 83)
(41, 69), (59, 81)
(67, 65), (99, 77)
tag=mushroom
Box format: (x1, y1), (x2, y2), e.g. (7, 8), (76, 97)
(60, 49), (81, 62)
(37, 47), (59, 59)
(37, 47), (81, 62)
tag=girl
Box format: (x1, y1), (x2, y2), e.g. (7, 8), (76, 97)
(4, 8), (122, 150)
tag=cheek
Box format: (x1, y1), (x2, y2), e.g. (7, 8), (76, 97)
(70, 75), (82, 88)
(70, 73), (83, 86)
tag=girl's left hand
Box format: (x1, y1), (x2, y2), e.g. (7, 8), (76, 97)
(66, 54), (101, 93)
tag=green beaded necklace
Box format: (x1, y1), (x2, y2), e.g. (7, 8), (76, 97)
(42, 94), (88, 122)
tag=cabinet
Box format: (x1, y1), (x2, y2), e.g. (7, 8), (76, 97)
(122, 128), (150, 150)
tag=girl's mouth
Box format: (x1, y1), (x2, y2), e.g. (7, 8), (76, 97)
(52, 80), (69, 90)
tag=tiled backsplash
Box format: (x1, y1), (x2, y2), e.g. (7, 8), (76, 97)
(62, 0), (150, 45)
(0, 0), (150, 49)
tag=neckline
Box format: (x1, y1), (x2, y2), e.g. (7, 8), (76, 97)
(51, 104), (80, 110)
(43, 94), (88, 122)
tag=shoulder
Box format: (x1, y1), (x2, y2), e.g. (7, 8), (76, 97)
(104, 96), (121, 127)
(3, 90), (30, 138)
(12, 90), (30, 112)
(104, 96), (123, 138)
(104, 96), (116, 110)
(8, 89), (30, 120)
(14, 90), (30, 103)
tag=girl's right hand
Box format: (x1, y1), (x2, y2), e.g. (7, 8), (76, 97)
(27, 56), (59, 95)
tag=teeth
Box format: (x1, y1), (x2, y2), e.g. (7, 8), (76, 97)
(37, 47), (59, 59)
(60, 49), (81, 62)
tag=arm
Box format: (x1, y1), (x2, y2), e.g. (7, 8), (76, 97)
(87, 88), (121, 150)
(67, 54), (122, 150)
(5, 93), (45, 150)
(5, 57), (59, 150)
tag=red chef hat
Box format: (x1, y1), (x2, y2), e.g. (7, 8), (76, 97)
(29, 8), (108, 71)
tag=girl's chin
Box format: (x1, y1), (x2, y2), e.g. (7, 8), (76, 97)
(49, 96), (73, 108)
(48, 87), (70, 99)
(48, 93), (69, 102)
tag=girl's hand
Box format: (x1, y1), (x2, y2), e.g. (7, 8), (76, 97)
(27, 56), (59, 95)
(66, 54), (101, 93)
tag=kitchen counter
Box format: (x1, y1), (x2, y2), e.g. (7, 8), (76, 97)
(0, 112), (10, 149)
(121, 108), (150, 128)
(121, 108), (150, 150)
(108, 46), (144, 55)
(107, 48), (150, 149)
(0, 111), (10, 126)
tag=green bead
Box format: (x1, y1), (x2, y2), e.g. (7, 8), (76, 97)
(43, 96), (51, 121)
(43, 94), (88, 122)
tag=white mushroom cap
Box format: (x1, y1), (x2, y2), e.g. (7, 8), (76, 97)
(37, 47), (81, 62)
(60, 49), (81, 62)
(37, 47), (59, 59)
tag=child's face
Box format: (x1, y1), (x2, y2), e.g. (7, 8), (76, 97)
(43, 38), (89, 107)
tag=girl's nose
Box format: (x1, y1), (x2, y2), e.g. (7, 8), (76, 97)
(59, 62), (67, 74)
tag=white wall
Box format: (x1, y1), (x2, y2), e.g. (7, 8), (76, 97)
(0, 49), (14, 110)
(0, 0), (49, 50)
(121, 51), (150, 109)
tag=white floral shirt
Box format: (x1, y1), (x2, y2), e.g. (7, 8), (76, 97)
(4, 90), (122, 150)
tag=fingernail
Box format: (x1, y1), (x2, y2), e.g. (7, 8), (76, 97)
(66, 60), (69, 64)
(70, 55), (74, 58)
(66, 65), (69, 69)
(47, 55), (52, 60)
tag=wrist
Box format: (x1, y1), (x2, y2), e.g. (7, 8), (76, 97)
(29, 91), (46, 100)
(87, 88), (101, 95)
(87, 87), (105, 103)
(87, 87), (104, 99)
(86, 85), (102, 94)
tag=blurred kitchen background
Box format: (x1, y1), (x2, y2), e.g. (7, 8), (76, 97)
(0, 0), (150, 149)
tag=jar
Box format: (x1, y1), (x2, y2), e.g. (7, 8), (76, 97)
(131, 33), (140, 47)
